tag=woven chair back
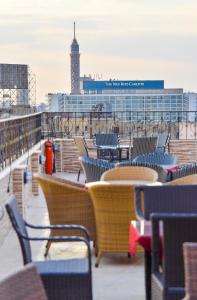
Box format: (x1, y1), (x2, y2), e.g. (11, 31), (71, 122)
(169, 174), (197, 185)
(116, 161), (167, 183)
(0, 264), (47, 300)
(94, 133), (119, 146)
(34, 174), (96, 241)
(74, 136), (89, 157)
(131, 137), (157, 160)
(171, 163), (197, 181)
(5, 196), (32, 265)
(156, 132), (170, 152)
(133, 152), (177, 165)
(135, 185), (197, 220)
(101, 166), (158, 182)
(79, 156), (115, 182)
(152, 214), (197, 299)
(87, 182), (136, 253)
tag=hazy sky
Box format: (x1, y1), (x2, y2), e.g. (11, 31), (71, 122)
(1, 0), (197, 103)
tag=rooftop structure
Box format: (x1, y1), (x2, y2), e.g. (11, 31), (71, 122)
(48, 87), (188, 122)
(82, 80), (165, 94)
(70, 22), (80, 95)
(0, 63), (36, 110)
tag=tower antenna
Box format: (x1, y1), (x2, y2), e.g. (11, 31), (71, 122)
(74, 22), (76, 39)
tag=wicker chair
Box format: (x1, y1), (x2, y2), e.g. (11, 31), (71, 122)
(183, 242), (197, 300)
(151, 213), (197, 300)
(74, 136), (89, 181)
(94, 133), (119, 160)
(155, 132), (170, 153)
(116, 160), (167, 183)
(101, 166), (158, 182)
(94, 133), (119, 146)
(135, 185), (197, 300)
(131, 137), (158, 160)
(0, 263), (47, 300)
(135, 185), (197, 221)
(34, 174), (96, 256)
(168, 174), (197, 185)
(132, 152), (177, 166)
(79, 156), (115, 182)
(171, 163), (197, 181)
(5, 196), (93, 300)
(87, 182), (142, 267)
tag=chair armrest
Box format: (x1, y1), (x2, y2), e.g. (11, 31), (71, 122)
(25, 222), (90, 240)
(21, 234), (92, 267)
(135, 186), (145, 220)
(24, 235), (89, 244)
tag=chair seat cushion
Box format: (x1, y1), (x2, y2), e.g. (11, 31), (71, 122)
(35, 258), (89, 275)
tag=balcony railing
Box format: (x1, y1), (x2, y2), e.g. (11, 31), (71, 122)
(0, 113), (42, 170)
(42, 111), (197, 140)
(1, 111), (197, 171)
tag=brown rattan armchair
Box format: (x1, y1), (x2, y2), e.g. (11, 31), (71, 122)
(100, 166), (158, 182)
(0, 263), (47, 300)
(87, 181), (142, 266)
(34, 174), (96, 256)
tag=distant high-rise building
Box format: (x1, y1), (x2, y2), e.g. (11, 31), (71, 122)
(70, 22), (80, 94)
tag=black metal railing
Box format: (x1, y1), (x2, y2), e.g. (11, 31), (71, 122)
(42, 111), (197, 140)
(1, 110), (197, 170)
(0, 113), (42, 170)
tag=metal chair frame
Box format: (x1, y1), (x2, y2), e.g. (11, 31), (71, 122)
(6, 196), (93, 300)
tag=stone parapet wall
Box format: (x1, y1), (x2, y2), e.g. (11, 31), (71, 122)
(0, 143), (44, 246)
(0, 175), (12, 247)
(169, 140), (197, 164)
(62, 139), (80, 173)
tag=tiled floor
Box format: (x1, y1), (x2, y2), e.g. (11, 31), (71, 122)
(0, 172), (145, 300)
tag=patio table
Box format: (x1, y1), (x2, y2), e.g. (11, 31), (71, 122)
(129, 220), (162, 300)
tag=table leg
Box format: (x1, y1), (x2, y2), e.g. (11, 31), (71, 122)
(126, 148), (129, 160)
(118, 149), (122, 161)
(144, 250), (151, 300)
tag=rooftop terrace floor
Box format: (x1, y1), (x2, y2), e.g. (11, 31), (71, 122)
(0, 172), (145, 300)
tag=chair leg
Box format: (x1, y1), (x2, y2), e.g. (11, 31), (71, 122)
(94, 243), (98, 257)
(95, 252), (102, 267)
(44, 241), (52, 257)
(77, 169), (81, 181)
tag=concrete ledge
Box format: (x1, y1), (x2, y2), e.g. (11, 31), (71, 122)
(0, 140), (45, 181)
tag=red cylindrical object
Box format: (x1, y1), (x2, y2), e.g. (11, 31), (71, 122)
(45, 141), (53, 175)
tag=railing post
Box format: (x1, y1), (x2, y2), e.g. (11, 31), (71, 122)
(31, 151), (41, 196)
(54, 139), (62, 172)
(89, 112), (93, 138)
(12, 165), (26, 216)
